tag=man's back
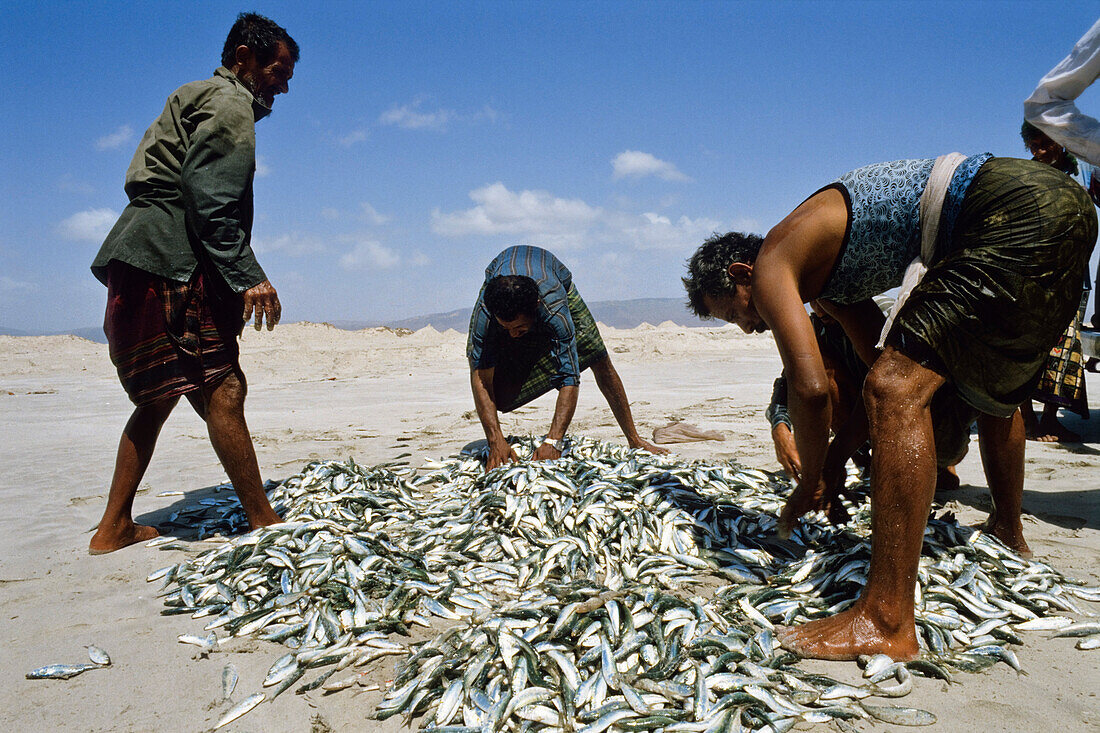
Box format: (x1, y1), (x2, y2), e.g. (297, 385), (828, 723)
(92, 67), (263, 293)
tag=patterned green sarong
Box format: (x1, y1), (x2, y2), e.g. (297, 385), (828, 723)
(494, 285), (607, 412)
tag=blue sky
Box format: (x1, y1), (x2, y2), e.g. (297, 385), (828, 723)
(3, 1), (1099, 332)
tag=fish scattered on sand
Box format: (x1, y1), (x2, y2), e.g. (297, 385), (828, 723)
(214, 692), (265, 729)
(26, 663), (101, 680)
(145, 437), (1099, 729)
(85, 645), (111, 667)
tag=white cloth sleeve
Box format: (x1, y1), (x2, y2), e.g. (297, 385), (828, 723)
(1024, 19), (1100, 166)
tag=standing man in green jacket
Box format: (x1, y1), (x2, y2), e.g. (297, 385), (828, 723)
(88, 13), (298, 553)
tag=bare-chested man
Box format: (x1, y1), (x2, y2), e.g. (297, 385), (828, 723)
(684, 154), (1095, 660)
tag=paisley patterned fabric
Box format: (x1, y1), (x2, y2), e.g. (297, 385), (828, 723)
(819, 154), (992, 305)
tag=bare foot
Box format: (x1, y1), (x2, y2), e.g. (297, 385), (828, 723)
(1032, 416), (1080, 443)
(776, 605), (920, 661)
(247, 509), (283, 530)
(89, 523), (160, 555)
(982, 516), (1033, 559)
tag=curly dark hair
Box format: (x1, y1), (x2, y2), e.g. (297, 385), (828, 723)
(484, 275), (539, 321)
(222, 12), (299, 68)
(683, 231), (764, 318)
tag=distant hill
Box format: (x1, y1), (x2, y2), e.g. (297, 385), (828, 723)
(1, 298), (712, 340)
(332, 297), (711, 333)
(0, 325), (106, 342)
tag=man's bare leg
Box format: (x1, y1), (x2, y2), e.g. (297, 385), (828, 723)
(977, 410), (1032, 558)
(203, 369), (281, 528)
(590, 356), (668, 453)
(89, 397), (179, 554)
(777, 347), (943, 661)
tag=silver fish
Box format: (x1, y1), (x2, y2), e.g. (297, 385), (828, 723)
(26, 663), (99, 680)
(214, 692), (264, 729)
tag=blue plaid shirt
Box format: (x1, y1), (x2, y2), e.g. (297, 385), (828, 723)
(467, 246), (581, 388)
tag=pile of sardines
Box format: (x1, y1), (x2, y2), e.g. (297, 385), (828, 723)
(148, 437), (1100, 731)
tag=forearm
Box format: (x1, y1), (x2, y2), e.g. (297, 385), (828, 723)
(825, 398), (868, 475)
(765, 376), (791, 430)
(546, 385), (579, 441)
(789, 386), (831, 487)
(1024, 19), (1100, 165)
(470, 370), (507, 445)
(591, 358), (643, 443)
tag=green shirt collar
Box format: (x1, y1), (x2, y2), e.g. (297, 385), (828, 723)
(214, 66), (271, 121)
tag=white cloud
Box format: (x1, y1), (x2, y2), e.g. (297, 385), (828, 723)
(379, 101), (455, 131)
(0, 276), (36, 294)
(96, 125), (134, 151)
(612, 211), (722, 250)
(339, 239), (400, 270)
(729, 217), (764, 234)
(57, 208), (118, 242)
(253, 232), (326, 257)
(432, 182), (600, 247)
(57, 175), (96, 195)
(612, 150), (691, 182)
(360, 202), (390, 225)
(377, 99), (502, 132)
(433, 182), (721, 252)
(409, 251), (430, 267)
(255, 155), (271, 178)
(321, 207), (340, 220)
(339, 128), (369, 146)
(470, 105), (501, 124)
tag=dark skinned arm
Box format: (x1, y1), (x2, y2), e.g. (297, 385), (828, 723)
(772, 422), (802, 481)
(814, 298), (887, 369)
(812, 298), (884, 521)
(589, 355), (669, 454)
(532, 385), (579, 461)
(752, 261), (833, 539)
(471, 367), (519, 471)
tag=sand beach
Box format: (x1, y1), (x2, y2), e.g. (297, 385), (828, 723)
(1, 322), (1098, 732)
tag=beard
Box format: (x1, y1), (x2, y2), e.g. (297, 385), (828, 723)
(240, 72), (274, 109)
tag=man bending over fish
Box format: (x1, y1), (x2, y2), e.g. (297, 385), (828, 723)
(88, 14), (299, 553)
(683, 153), (1096, 661)
(468, 245), (667, 470)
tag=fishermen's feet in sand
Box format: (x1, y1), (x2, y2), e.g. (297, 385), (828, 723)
(246, 508), (284, 530)
(981, 515), (1033, 559)
(89, 523), (160, 555)
(1028, 415), (1080, 443)
(777, 605), (920, 661)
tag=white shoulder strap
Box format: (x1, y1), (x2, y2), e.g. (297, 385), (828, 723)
(876, 153), (968, 349)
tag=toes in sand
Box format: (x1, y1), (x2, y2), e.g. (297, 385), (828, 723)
(88, 524), (160, 555)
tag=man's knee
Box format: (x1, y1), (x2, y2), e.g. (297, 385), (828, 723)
(134, 395), (179, 423)
(205, 368), (248, 411)
(588, 354), (612, 377)
(863, 363), (906, 417)
(864, 348), (943, 419)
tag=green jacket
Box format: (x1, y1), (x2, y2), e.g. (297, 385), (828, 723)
(92, 67), (267, 293)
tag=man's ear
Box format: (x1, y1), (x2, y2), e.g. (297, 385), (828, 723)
(233, 44), (253, 70)
(726, 261), (753, 284)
